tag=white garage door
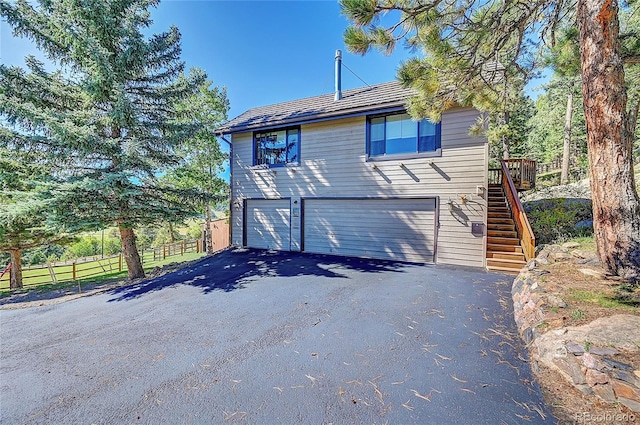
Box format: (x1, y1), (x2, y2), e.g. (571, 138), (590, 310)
(303, 198), (436, 263)
(246, 199), (291, 250)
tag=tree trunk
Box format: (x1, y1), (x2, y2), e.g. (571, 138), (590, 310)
(205, 203), (213, 255)
(168, 221), (176, 244)
(9, 249), (23, 290)
(119, 226), (145, 280)
(502, 111), (510, 160)
(577, 0), (640, 281)
(561, 91), (574, 185)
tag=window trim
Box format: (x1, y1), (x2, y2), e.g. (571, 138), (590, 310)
(252, 126), (301, 168)
(366, 112), (442, 161)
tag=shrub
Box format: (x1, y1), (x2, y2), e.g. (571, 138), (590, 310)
(524, 198), (593, 244)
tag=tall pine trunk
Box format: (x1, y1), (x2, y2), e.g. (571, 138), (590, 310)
(119, 226), (145, 280)
(577, 0), (640, 281)
(205, 203), (213, 255)
(561, 91), (574, 185)
(502, 111), (510, 160)
(9, 249), (23, 290)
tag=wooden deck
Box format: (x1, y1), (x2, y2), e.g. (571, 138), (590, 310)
(488, 158), (537, 191)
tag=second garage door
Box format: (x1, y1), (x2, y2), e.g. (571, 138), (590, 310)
(303, 198), (436, 263)
(245, 199), (291, 250)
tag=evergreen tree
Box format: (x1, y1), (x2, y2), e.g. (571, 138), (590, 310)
(0, 149), (72, 289)
(0, 0), (206, 280)
(161, 69), (230, 254)
(341, 0), (640, 281)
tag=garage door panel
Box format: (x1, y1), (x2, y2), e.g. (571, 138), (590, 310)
(303, 198), (435, 263)
(246, 199), (290, 250)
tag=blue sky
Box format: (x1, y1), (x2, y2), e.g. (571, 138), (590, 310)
(147, 0), (414, 120)
(1, 1), (412, 120)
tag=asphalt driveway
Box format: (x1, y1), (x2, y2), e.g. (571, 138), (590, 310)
(0, 248), (553, 424)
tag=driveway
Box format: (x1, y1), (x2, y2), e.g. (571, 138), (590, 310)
(0, 249), (553, 424)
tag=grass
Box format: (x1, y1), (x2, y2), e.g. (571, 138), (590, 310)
(0, 250), (205, 295)
(567, 288), (639, 310)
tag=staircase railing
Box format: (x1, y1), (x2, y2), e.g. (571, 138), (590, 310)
(500, 160), (536, 261)
(504, 158), (537, 190)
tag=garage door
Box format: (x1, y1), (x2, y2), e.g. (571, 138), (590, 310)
(303, 198), (436, 263)
(245, 199), (291, 250)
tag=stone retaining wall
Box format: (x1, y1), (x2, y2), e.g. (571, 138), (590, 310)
(512, 248), (640, 413)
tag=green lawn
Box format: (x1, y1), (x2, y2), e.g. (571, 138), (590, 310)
(0, 249), (206, 292)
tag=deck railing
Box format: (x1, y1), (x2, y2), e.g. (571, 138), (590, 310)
(504, 158), (537, 190)
(500, 160), (536, 261)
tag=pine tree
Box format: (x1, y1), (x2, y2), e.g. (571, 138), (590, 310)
(1, 0), (206, 280)
(161, 69), (230, 254)
(341, 0), (640, 281)
(0, 149), (72, 289)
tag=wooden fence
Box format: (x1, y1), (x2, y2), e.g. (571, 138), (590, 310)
(1, 239), (205, 290)
(152, 239), (202, 261)
(207, 218), (230, 253)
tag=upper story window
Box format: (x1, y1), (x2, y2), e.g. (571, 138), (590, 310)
(368, 113), (441, 159)
(254, 127), (300, 167)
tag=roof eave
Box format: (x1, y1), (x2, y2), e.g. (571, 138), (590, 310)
(217, 101), (407, 136)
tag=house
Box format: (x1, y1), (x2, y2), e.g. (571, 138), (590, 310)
(218, 50), (535, 271)
(217, 54), (533, 271)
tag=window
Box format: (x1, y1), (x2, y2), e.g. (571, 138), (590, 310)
(254, 127), (300, 166)
(368, 113), (441, 159)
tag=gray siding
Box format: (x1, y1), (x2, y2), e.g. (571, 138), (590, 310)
(231, 107), (487, 267)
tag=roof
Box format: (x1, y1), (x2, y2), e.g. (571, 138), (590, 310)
(217, 81), (413, 135)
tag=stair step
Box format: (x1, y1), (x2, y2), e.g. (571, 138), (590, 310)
(487, 251), (526, 261)
(487, 237), (520, 245)
(487, 258), (527, 270)
(490, 206), (509, 212)
(488, 217), (515, 225)
(488, 212), (511, 218)
(488, 223), (516, 231)
(486, 265), (523, 274)
(488, 230), (517, 238)
(487, 243), (523, 253)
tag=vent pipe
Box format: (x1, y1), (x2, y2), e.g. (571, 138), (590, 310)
(334, 49), (342, 101)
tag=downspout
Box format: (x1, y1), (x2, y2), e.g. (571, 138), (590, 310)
(220, 135), (233, 249)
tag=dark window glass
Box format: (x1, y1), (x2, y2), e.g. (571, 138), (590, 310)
(368, 113), (441, 158)
(254, 127), (300, 166)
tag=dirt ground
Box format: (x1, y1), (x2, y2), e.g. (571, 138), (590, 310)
(529, 244), (640, 424)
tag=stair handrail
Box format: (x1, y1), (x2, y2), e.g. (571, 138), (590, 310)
(500, 160), (536, 261)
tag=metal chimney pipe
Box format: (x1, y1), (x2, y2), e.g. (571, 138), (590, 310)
(334, 49), (342, 101)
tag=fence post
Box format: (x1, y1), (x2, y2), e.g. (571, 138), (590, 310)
(163, 245), (166, 259)
(72, 262), (77, 281)
(118, 254), (123, 271)
(181, 241), (184, 256)
(48, 264), (57, 283)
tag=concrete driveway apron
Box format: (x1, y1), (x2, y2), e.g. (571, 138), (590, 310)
(0, 249), (554, 424)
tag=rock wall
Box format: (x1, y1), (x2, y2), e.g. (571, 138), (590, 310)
(512, 250), (640, 413)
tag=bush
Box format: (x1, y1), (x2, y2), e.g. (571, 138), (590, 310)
(187, 222), (204, 240)
(524, 198), (593, 244)
(61, 237), (100, 260)
(103, 237), (122, 255)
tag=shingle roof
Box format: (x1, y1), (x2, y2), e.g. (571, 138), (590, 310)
(217, 81), (413, 134)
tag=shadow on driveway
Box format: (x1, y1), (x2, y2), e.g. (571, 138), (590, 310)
(107, 248), (412, 302)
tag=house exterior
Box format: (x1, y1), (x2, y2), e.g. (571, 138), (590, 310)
(218, 81), (489, 268)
